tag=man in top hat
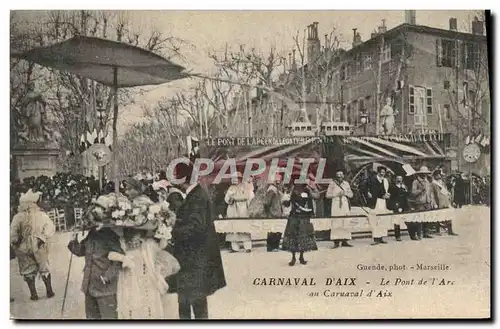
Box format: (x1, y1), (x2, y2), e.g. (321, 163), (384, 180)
(409, 166), (436, 239)
(431, 169), (459, 236)
(365, 166), (391, 245)
(326, 169), (354, 248)
(11, 189), (56, 301)
(68, 195), (123, 319)
(168, 162), (226, 319)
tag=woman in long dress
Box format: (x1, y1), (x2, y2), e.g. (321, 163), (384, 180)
(109, 227), (180, 319)
(282, 184), (318, 266)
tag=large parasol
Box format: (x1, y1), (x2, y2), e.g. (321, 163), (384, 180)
(12, 35), (189, 194)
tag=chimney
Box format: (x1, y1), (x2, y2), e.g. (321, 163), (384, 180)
(307, 22), (321, 63)
(378, 19), (387, 34)
(472, 16), (484, 35)
(352, 28), (362, 48)
(371, 30), (378, 39)
(405, 10), (416, 25)
(449, 17), (457, 31)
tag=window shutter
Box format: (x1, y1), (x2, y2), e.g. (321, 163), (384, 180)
(455, 40), (461, 68)
(426, 88), (433, 114)
(436, 38), (442, 67)
(409, 85), (415, 114)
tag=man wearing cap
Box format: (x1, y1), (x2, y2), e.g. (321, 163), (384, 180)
(431, 169), (459, 236)
(11, 189), (56, 301)
(409, 166), (436, 239)
(326, 169), (354, 248)
(68, 195), (123, 319)
(168, 162), (226, 319)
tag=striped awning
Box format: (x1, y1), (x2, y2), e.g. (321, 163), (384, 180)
(343, 135), (449, 167)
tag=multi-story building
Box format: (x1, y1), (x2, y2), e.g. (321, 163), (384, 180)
(237, 11), (490, 173)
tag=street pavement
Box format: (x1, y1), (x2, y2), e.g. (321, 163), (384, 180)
(10, 205), (490, 319)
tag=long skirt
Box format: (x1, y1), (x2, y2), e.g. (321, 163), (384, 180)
(282, 215), (318, 253)
(117, 249), (166, 319)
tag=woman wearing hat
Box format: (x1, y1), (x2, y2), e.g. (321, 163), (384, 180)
(224, 171), (254, 253)
(282, 183), (318, 266)
(11, 189), (56, 301)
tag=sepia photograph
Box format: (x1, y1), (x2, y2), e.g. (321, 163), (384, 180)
(9, 9), (491, 320)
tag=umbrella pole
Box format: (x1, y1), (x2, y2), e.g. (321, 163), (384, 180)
(112, 67), (119, 195)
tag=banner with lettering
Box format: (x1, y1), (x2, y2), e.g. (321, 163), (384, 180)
(214, 208), (456, 239)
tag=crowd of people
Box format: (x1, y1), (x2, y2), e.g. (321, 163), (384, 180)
(10, 163), (226, 319)
(10, 157), (490, 318)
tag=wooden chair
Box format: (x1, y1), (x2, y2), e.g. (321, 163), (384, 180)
(47, 209), (58, 223)
(74, 208), (84, 229)
(55, 208), (67, 232)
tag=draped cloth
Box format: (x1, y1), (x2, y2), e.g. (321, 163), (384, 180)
(116, 238), (180, 319)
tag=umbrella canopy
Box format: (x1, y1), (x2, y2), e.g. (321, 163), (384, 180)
(12, 36), (187, 87)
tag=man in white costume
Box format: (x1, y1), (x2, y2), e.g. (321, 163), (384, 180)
(225, 172), (254, 252)
(326, 169), (354, 248)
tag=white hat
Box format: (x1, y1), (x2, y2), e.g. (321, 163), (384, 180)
(19, 189), (42, 204)
(412, 166), (431, 175)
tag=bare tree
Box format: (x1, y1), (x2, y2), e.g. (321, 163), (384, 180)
(10, 10), (192, 167)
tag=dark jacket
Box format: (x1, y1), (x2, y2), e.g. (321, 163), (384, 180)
(388, 183), (410, 212)
(168, 184), (226, 299)
(166, 188), (185, 213)
(67, 228), (123, 298)
(365, 175), (388, 209)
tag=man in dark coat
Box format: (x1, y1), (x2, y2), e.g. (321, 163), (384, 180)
(169, 162), (226, 319)
(68, 226), (122, 319)
(365, 166), (390, 245)
(388, 175), (410, 241)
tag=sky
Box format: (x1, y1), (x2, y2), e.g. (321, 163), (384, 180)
(13, 10), (480, 133)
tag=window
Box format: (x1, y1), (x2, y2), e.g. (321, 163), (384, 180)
(426, 88), (433, 114)
(409, 85), (415, 114)
(340, 64), (350, 81)
(363, 54), (372, 70)
(437, 39), (457, 68)
(463, 42), (481, 70)
(444, 104), (451, 120)
(382, 44), (391, 63)
(410, 85), (428, 127)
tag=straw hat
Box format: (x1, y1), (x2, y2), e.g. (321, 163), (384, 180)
(413, 166), (431, 175)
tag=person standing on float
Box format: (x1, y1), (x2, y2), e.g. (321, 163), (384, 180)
(326, 169), (354, 248)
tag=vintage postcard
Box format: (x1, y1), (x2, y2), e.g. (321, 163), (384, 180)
(9, 10), (491, 320)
